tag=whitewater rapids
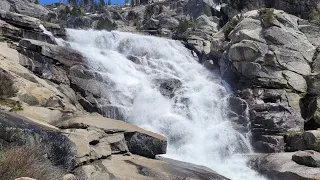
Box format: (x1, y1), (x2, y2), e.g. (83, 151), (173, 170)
(58, 29), (266, 180)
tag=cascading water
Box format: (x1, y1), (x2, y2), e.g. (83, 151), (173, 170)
(58, 29), (266, 180)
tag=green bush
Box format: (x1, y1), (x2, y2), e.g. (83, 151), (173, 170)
(311, 3), (320, 25)
(0, 36), (5, 42)
(127, 10), (138, 21)
(70, 6), (83, 16)
(9, 6), (14, 12)
(96, 19), (117, 31)
(58, 6), (71, 20)
(222, 19), (239, 39)
(34, 0), (39, 4)
(258, 8), (275, 23)
(175, 20), (197, 33)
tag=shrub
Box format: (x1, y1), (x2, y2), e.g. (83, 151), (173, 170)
(127, 10), (138, 21)
(144, 4), (154, 19)
(311, 3), (320, 25)
(0, 36), (5, 42)
(258, 8), (275, 23)
(34, 0), (39, 4)
(9, 6), (14, 12)
(0, 146), (64, 180)
(222, 18), (239, 39)
(58, 6), (71, 20)
(70, 6), (83, 16)
(95, 19), (117, 31)
(175, 20), (197, 33)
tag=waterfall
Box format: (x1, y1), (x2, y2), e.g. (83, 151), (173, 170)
(59, 29), (266, 180)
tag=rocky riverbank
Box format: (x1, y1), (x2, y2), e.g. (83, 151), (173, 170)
(0, 0), (320, 179)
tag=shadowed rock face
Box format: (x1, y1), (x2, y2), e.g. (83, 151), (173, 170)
(0, 111), (76, 171)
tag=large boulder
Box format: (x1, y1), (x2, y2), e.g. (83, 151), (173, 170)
(292, 150), (320, 167)
(19, 39), (85, 67)
(248, 153), (320, 180)
(302, 130), (320, 151)
(58, 114), (167, 159)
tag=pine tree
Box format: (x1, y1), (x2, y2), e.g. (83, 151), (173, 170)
(100, 0), (105, 6)
(68, 0), (77, 6)
(107, 0), (111, 6)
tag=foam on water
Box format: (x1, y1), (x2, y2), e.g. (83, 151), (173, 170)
(59, 29), (266, 180)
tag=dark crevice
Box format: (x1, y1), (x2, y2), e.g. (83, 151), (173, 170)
(89, 140), (100, 145)
(72, 155), (110, 171)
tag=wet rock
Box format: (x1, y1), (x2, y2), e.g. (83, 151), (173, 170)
(157, 78), (182, 98)
(250, 103), (304, 136)
(292, 150), (320, 167)
(253, 135), (284, 153)
(100, 105), (128, 121)
(42, 22), (66, 38)
(22, 29), (56, 44)
(19, 39), (85, 67)
(248, 152), (320, 180)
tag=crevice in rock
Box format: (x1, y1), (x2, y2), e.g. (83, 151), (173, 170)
(72, 155), (111, 171)
(124, 160), (152, 177)
(89, 139), (99, 145)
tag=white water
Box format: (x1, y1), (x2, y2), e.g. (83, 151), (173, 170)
(59, 29), (266, 180)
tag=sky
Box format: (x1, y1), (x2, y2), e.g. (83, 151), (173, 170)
(40, 0), (125, 5)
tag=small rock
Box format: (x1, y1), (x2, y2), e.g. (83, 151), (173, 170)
(62, 173), (76, 180)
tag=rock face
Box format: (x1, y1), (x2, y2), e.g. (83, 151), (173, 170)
(5, 0), (49, 19)
(248, 153), (320, 180)
(0, 10), (58, 44)
(211, 9), (320, 153)
(220, 0), (318, 21)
